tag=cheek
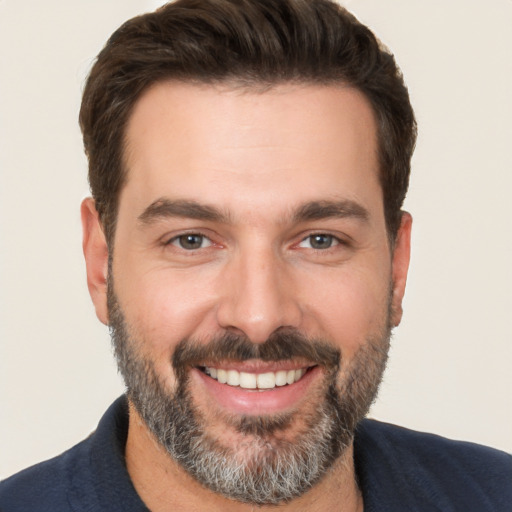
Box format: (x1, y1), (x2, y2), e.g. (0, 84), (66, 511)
(117, 267), (220, 351)
(299, 266), (390, 356)
(115, 269), (220, 390)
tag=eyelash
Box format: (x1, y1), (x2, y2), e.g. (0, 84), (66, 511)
(166, 233), (213, 251)
(297, 233), (344, 250)
(164, 232), (347, 252)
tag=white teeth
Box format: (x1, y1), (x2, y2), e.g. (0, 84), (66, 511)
(226, 370), (240, 386)
(239, 372), (257, 389)
(217, 369), (228, 384)
(257, 372), (276, 389)
(275, 370), (288, 387)
(204, 366), (308, 389)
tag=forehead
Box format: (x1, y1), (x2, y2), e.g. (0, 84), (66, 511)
(121, 81), (382, 224)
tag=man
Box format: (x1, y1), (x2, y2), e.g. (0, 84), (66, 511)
(1, 0), (510, 510)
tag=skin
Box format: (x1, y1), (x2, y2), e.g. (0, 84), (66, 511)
(82, 82), (412, 511)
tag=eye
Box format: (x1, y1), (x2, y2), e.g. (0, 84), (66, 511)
(169, 233), (212, 250)
(298, 234), (339, 250)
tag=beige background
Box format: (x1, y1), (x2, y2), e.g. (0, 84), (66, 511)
(1, 0), (511, 478)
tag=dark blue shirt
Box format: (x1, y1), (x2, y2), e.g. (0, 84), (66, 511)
(1, 396), (511, 511)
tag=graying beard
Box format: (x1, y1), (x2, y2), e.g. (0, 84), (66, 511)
(134, 370), (348, 505)
(108, 281), (390, 505)
(180, 404), (341, 504)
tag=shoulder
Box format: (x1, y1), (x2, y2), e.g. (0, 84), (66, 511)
(357, 418), (512, 470)
(0, 436), (93, 512)
(355, 419), (512, 511)
(0, 397), (144, 512)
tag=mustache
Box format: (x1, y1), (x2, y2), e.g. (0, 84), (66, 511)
(172, 329), (341, 372)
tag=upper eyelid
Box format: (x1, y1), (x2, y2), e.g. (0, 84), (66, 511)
(297, 231), (351, 244)
(178, 234), (211, 246)
(297, 234), (343, 248)
(160, 229), (352, 247)
(162, 229), (214, 244)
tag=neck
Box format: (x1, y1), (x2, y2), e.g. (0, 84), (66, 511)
(125, 402), (363, 512)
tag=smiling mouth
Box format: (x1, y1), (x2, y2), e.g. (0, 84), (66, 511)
(199, 366), (314, 390)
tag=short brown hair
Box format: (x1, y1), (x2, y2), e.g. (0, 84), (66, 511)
(80, 0), (416, 244)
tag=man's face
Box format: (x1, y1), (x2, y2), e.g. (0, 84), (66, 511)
(83, 82), (411, 504)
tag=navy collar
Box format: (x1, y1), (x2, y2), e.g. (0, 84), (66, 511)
(69, 396), (149, 511)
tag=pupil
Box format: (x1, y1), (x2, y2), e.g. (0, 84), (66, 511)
(311, 234), (332, 249)
(180, 234), (202, 249)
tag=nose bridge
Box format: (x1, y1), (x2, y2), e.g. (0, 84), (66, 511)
(216, 241), (301, 343)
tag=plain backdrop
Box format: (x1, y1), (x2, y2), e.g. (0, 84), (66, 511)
(1, 0), (511, 478)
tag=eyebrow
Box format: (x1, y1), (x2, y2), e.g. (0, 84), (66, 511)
(138, 198), (230, 224)
(138, 198), (369, 226)
(292, 200), (370, 223)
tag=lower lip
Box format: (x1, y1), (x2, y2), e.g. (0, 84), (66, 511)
(191, 366), (322, 415)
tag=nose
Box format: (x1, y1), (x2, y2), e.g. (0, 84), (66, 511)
(215, 246), (302, 344)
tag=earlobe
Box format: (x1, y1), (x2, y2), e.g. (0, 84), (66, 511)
(81, 198), (109, 325)
(390, 212), (412, 327)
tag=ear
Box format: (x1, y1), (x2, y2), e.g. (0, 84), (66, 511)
(390, 212), (412, 327)
(81, 198), (109, 325)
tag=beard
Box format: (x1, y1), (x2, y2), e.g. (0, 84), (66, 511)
(107, 281), (392, 505)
